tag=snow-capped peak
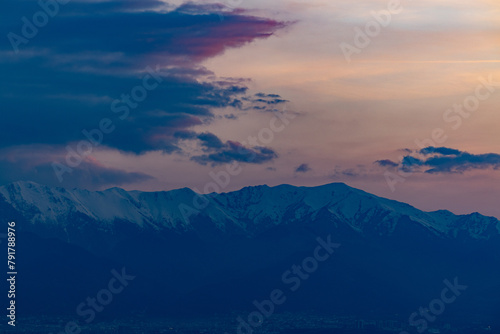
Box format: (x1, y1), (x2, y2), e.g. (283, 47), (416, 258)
(0, 181), (498, 239)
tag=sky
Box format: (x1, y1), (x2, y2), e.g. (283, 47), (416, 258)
(1, 0), (500, 218)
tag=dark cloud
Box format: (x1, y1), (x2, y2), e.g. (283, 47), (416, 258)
(0, 59), (257, 154)
(2, 1), (285, 69)
(421, 149), (500, 174)
(197, 132), (225, 150)
(401, 156), (424, 168)
(173, 130), (197, 140)
(295, 163), (312, 173)
(375, 159), (398, 167)
(419, 147), (462, 156)
(250, 93), (289, 111)
(271, 100), (288, 104)
(378, 147), (500, 174)
(0, 1), (286, 185)
(174, 130), (279, 165)
(255, 98), (288, 105)
(191, 140), (277, 166)
(255, 93), (281, 98)
(237, 93), (289, 113)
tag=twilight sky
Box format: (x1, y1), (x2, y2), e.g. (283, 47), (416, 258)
(1, 0), (500, 218)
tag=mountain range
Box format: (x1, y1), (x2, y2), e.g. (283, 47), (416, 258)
(1, 181), (499, 325)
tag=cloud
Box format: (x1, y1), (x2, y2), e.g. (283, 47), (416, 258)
(375, 159), (398, 167)
(379, 147), (500, 174)
(0, 147), (154, 189)
(419, 147), (462, 156)
(0, 56), (260, 155)
(191, 140), (277, 166)
(329, 166), (365, 178)
(62, 158), (155, 189)
(0, 0), (287, 186)
(2, 1), (285, 69)
(197, 132), (225, 150)
(248, 93), (289, 112)
(295, 163), (312, 173)
(401, 156), (424, 168)
(255, 93), (282, 98)
(172, 131), (278, 165)
(0, 0), (283, 154)
(224, 114), (238, 120)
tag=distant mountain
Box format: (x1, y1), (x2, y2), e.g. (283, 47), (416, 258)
(1, 181), (498, 240)
(1, 181), (499, 324)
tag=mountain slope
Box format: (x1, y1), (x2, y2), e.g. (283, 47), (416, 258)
(1, 181), (498, 240)
(0, 181), (499, 323)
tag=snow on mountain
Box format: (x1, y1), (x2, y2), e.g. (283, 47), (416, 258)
(0, 181), (498, 239)
(0, 181), (200, 229)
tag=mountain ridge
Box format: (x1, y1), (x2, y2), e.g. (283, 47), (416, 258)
(2, 180), (500, 321)
(1, 180), (498, 240)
